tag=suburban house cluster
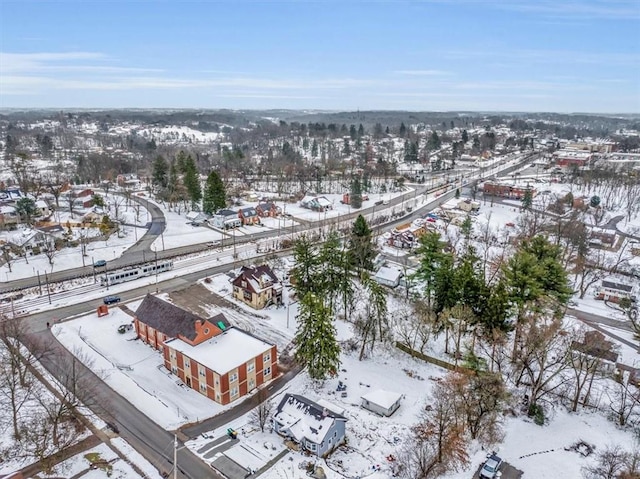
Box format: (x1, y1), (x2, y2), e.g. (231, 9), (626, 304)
(134, 294), (278, 404)
(0, 185), (108, 258)
(188, 199), (281, 229)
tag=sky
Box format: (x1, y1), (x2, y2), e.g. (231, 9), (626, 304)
(0, 0), (639, 113)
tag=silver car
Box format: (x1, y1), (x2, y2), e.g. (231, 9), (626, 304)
(480, 454), (502, 479)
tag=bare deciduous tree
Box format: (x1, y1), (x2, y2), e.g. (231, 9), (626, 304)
(250, 387), (273, 433)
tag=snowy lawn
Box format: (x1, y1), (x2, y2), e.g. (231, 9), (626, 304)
(32, 442), (163, 479)
(53, 305), (229, 430)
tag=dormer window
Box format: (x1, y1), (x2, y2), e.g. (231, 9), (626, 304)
(241, 280), (247, 288)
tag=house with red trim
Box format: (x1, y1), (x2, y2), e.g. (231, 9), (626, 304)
(256, 201), (279, 218)
(238, 207), (260, 225)
(134, 294), (278, 404)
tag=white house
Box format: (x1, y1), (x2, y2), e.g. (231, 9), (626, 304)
(272, 394), (347, 458)
(361, 389), (403, 417)
(373, 266), (403, 288)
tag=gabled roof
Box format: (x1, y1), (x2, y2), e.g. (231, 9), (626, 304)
(256, 202), (275, 210)
(274, 394), (346, 445)
(232, 265), (279, 293)
(216, 209), (238, 217)
(135, 294), (230, 342)
(240, 207), (258, 217)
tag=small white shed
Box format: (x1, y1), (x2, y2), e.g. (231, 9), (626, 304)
(361, 389), (402, 417)
(373, 266), (403, 288)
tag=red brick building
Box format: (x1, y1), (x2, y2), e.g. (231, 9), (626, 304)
(482, 181), (536, 200)
(238, 207), (260, 225)
(134, 294), (278, 404)
(256, 201), (279, 218)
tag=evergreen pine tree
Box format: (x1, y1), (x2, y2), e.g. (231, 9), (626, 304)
(462, 129), (469, 143)
(291, 235), (320, 298)
(182, 155), (202, 210)
(294, 292), (341, 380)
(152, 155), (169, 190)
(343, 138), (351, 156)
(349, 124), (357, 140)
(415, 231), (447, 306)
(350, 176), (363, 209)
(347, 214), (375, 275)
(203, 170), (226, 215)
(522, 188), (533, 210)
(399, 122), (407, 137)
(311, 139), (318, 157)
(358, 123), (364, 138)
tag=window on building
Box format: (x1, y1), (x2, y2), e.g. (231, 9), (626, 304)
(184, 358), (190, 370)
(231, 386), (239, 397)
(199, 382), (207, 394)
(229, 372), (238, 383)
(264, 352), (271, 363)
(199, 366), (206, 377)
(215, 377), (219, 386)
(249, 378), (255, 390)
(247, 362), (255, 373)
(171, 366), (178, 375)
(264, 366), (271, 377)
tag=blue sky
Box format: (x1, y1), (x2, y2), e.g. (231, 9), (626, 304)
(1, 0), (639, 112)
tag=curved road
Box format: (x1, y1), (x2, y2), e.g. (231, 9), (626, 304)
(17, 153), (542, 478)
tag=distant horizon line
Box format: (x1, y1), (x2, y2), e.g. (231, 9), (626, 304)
(1, 107), (638, 117)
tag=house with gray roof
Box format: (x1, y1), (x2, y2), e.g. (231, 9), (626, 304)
(272, 393), (347, 458)
(211, 209), (241, 229)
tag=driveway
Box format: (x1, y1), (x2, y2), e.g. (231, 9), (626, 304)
(473, 461), (523, 479)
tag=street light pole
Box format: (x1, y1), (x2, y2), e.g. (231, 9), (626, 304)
(44, 272), (52, 304)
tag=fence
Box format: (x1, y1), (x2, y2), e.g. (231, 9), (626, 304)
(395, 341), (473, 374)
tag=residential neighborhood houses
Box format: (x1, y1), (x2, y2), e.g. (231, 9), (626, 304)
(1, 110), (640, 479)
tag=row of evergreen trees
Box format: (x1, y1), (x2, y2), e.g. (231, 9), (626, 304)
(151, 152), (226, 214)
(291, 215), (377, 379)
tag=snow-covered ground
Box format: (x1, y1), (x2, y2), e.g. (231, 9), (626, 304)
(32, 442), (163, 479)
(0, 194), (149, 281)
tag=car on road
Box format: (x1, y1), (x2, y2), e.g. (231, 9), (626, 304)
(480, 454), (503, 479)
(103, 295), (121, 305)
(206, 241), (220, 248)
(93, 260), (107, 268)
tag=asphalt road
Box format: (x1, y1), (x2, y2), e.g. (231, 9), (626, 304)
(17, 154), (541, 478)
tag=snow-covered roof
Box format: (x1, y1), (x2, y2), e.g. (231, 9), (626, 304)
(315, 196), (332, 207)
(274, 394), (346, 446)
(0, 205), (16, 214)
(374, 266), (403, 283)
(165, 328), (273, 375)
(361, 389), (402, 410)
(232, 265), (279, 294)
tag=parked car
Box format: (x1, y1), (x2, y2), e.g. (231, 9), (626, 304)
(93, 260), (107, 268)
(480, 454), (503, 479)
(103, 295), (121, 305)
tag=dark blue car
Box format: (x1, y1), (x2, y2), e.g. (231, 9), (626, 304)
(94, 260), (107, 268)
(103, 295), (121, 305)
